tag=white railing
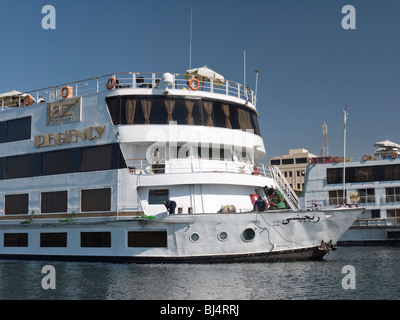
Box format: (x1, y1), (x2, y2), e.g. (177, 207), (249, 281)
(269, 165), (299, 210)
(1, 72), (256, 111)
(125, 158), (270, 177)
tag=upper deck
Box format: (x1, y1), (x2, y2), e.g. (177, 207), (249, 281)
(1, 72), (257, 111)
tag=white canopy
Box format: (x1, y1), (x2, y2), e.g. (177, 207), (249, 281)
(0, 90), (22, 99)
(185, 65), (225, 84)
(374, 140), (400, 149)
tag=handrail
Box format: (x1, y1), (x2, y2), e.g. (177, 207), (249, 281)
(269, 165), (299, 210)
(1, 72), (256, 111)
(125, 157), (270, 177)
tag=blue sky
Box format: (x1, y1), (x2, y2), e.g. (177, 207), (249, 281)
(1, 0), (400, 161)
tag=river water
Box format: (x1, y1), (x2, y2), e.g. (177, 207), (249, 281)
(0, 246), (398, 300)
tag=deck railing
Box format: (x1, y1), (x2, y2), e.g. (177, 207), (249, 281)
(1, 72), (256, 111)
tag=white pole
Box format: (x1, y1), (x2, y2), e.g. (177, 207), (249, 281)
(189, 5), (193, 69)
(243, 50), (246, 88)
(343, 105), (348, 205)
(254, 69), (260, 107)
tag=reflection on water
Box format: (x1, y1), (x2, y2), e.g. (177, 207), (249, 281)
(0, 247), (399, 300)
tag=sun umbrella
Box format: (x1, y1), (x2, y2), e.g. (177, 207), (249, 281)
(185, 65), (225, 85)
(373, 140), (400, 149)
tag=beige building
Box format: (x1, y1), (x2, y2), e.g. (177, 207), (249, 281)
(269, 148), (317, 194)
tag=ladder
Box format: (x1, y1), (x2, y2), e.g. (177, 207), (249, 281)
(269, 165), (299, 210)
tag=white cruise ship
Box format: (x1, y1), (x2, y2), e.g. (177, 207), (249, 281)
(303, 140), (400, 245)
(0, 68), (362, 262)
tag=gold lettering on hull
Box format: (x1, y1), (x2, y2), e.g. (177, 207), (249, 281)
(34, 126), (106, 148)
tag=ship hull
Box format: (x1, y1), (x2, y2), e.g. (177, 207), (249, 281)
(0, 208), (363, 263)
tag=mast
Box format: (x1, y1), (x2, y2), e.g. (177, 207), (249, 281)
(343, 105), (348, 204)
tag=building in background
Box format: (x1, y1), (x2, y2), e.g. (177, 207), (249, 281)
(269, 148), (317, 194)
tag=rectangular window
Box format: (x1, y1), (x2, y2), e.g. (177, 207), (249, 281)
(148, 189), (169, 205)
(42, 148), (81, 176)
(81, 145), (113, 172)
(4, 233), (28, 247)
(5, 194), (29, 215)
(5, 153), (41, 179)
(270, 159), (280, 165)
(40, 232), (67, 247)
(81, 188), (111, 212)
(385, 187), (400, 203)
(127, 231), (167, 248)
(357, 188), (375, 204)
(387, 209), (400, 225)
(41, 191), (68, 213)
(328, 164), (400, 184)
(81, 232), (111, 247)
(295, 158), (308, 164)
(328, 190), (345, 205)
(7, 117), (31, 142)
(387, 231), (400, 239)
(371, 209), (380, 218)
(282, 158), (294, 165)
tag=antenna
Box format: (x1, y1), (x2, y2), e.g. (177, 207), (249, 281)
(322, 121), (328, 157)
(343, 105), (348, 205)
(243, 50), (246, 88)
(189, 5), (193, 69)
(254, 69), (260, 107)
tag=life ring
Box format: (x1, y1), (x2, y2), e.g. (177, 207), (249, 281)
(307, 158), (314, 165)
(334, 156), (340, 163)
(61, 87), (70, 99)
(106, 77), (117, 90)
(391, 152), (398, 159)
(23, 95), (32, 106)
(362, 154), (369, 161)
(188, 78), (200, 91)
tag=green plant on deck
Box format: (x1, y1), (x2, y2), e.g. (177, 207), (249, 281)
(20, 210), (35, 224)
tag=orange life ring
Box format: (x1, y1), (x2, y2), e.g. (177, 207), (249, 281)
(61, 87), (70, 99)
(23, 95), (32, 106)
(362, 154), (369, 161)
(106, 77), (117, 90)
(334, 156), (340, 163)
(307, 158), (314, 165)
(188, 78), (200, 90)
(391, 152), (398, 159)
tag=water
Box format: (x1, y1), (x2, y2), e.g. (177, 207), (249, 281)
(0, 247), (399, 300)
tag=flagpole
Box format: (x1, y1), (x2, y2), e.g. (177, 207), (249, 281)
(343, 105), (348, 205)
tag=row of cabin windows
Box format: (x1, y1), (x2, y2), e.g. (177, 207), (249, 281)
(3, 231), (168, 248)
(327, 164), (400, 184)
(106, 96), (261, 136)
(0, 143), (126, 180)
(328, 187), (400, 205)
(4, 188), (111, 215)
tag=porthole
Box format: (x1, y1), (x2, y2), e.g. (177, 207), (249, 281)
(217, 231), (229, 242)
(242, 228), (255, 242)
(190, 232), (200, 243)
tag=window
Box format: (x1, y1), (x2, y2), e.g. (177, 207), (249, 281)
(387, 209), (400, 225)
(270, 159), (280, 165)
(295, 158), (308, 164)
(105, 96), (261, 135)
(40, 232), (67, 247)
(4, 233), (28, 247)
(385, 187), (400, 202)
(148, 189), (169, 205)
(371, 209), (380, 218)
(327, 164), (400, 184)
(81, 188), (111, 212)
(241, 228), (256, 241)
(41, 191), (68, 213)
(0, 117), (31, 143)
(328, 190), (345, 205)
(127, 231), (167, 247)
(5, 194), (29, 215)
(0, 143), (126, 181)
(282, 158), (294, 165)
(81, 232), (111, 247)
(357, 188), (375, 204)
(82, 145), (113, 172)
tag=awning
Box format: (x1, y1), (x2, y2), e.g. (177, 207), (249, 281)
(185, 65), (225, 84)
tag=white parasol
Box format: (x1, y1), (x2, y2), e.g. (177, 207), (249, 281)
(185, 65), (225, 85)
(373, 140), (400, 150)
